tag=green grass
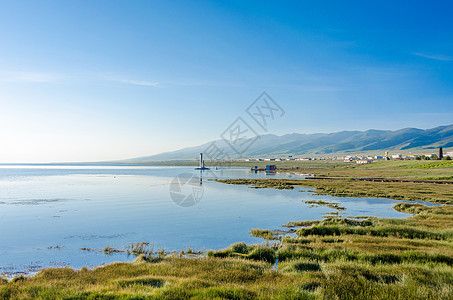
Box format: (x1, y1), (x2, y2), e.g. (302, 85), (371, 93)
(297, 224), (453, 241)
(1, 256), (317, 299)
(217, 179), (295, 189)
(420, 175), (453, 180)
(208, 243), (277, 264)
(404, 161), (453, 169)
(302, 179), (453, 205)
(303, 200), (345, 210)
(284, 220), (320, 228)
(102, 245), (123, 254)
(126, 242), (154, 256)
(250, 229), (281, 240)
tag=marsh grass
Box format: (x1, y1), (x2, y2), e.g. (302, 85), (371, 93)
(47, 245), (64, 249)
(282, 236), (312, 244)
(80, 247), (94, 252)
(297, 224), (452, 240)
(284, 220), (320, 228)
(126, 242), (154, 256)
(304, 200), (345, 210)
(293, 262), (322, 272)
(115, 277), (165, 288)
(102, 245), (123, 254)
(299, 179), (453, 205)
(250, 228), (280, 240)
(229, 200), (452, 298)
(3, 233), (451, 299)
(2, 257), (314, 299)
(246, 247), (277, 264)
(321, 238), (345, 243)
(217, 179), (295, 190)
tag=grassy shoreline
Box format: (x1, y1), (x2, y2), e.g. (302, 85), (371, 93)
(1, 162), (452, 299)
(145, 159), (453, 181)
(217, 178), (453, 205)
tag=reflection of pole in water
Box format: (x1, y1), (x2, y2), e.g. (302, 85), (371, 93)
(191, 171), (204, 201)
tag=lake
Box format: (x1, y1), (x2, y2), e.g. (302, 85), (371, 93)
(0, 164), (419, 277)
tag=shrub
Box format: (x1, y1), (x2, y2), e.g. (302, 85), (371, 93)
(208, 248), (232, 258)
(230, 242), (249, 254)
(247, 247), (276, 264)
(250, 229), (279, 240)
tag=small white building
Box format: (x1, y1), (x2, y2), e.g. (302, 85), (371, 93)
(357, 160), (372, 165)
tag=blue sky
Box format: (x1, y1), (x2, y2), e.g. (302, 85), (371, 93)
(0, 1), (452, 162)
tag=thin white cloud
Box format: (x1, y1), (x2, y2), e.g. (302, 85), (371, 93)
(164, 78), (244, 87)
(102, 75), (159, 87)
(115, 78), (159, 87)
(0, 72), (160, 87)
(0, 72), (61, 83)
(413, 53), (453, 61)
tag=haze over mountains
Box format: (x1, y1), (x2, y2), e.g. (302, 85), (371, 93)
(127, 124), (453, 162)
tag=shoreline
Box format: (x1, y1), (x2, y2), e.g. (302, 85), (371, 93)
(1, 165), (452, 299)
(2, 176), (449, 278)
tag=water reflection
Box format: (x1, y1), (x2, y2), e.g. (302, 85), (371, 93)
(0, 165), (431, 277)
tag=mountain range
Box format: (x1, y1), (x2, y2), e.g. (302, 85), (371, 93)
(125, 124), (453, 162)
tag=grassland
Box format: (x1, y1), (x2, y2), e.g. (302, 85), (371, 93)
(1, 160), (452, 299)
(222, 159), (453, 180)
(218, 162), (453, 206)
(218, 177), (453, 205)
(150, 158), (453, 181)
(208, 195), (453, 299)
(298, 179), (453, 205)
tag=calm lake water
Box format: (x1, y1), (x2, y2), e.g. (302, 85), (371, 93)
(0, 164), (420, 276)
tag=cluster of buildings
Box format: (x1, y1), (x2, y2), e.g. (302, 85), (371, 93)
(240, 148), (453, 165)
(244, 156), (321, 162)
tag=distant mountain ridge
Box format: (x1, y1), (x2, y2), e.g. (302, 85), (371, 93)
(126, 124), (453, 162)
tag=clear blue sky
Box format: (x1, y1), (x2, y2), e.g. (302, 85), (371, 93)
(0, 1), (452, 162)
